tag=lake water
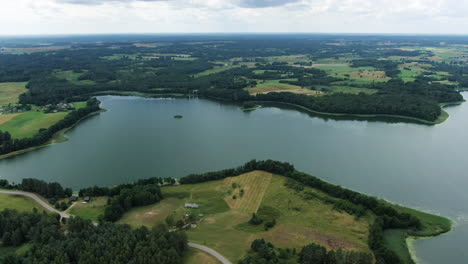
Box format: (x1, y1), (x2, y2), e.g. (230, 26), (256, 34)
(1, 94), (468, 263)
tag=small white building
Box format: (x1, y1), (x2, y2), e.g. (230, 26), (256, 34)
(184, 203), (199, 209)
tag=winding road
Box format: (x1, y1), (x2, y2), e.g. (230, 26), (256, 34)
(188, 243), (232, 264)
(0, 189), (232, 264)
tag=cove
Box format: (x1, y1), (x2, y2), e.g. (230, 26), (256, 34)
(1, 94), (468, 263)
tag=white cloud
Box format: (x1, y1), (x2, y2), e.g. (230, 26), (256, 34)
(0, 0), (467, 35)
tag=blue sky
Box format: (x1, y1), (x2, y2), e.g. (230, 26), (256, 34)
(0, 0), (466, 35)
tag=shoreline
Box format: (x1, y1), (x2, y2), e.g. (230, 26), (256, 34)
(253, 100), (453, 125)
(0, 110), (102, 160)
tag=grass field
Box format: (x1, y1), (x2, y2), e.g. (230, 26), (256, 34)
(0, 111), (68, 138)
(119, 171), (371, 262)
(0, 102), (86, 139)
(195, 65), (240, 77)
(247, 80), (322, 96)
(68, 196), (108, 221)
(183, 248), (221, 264)
(53, 70), (96, 85)
(0, 82), (28, 105)
(0, 193), (46, 212)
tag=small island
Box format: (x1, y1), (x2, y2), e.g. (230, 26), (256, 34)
(174, 115), (183, 119)
(240, 101), (261, 112)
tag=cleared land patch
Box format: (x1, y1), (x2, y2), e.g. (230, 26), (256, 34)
(120, 171), (371, 262)
(247, 80), (322, 96)
(0, 193), (47, 213)
(0, 82), (28, 105)
(0, 111), (68, 138)
(183, 248), (221, 264)
(68, 196), (108, 221)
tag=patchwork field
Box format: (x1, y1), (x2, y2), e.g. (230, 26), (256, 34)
(118, 171), (372, 262)
(0, 82), (28, 105)
(247, 80), (322, 95)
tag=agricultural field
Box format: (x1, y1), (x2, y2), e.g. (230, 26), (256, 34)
(0, 82), (28, 105)
(119, 171), (372, 262)
(0, 102), (86, 139)
(247, 80), (322, 96)
(0, 193), (46, 212)
(68, 196), (108, 221)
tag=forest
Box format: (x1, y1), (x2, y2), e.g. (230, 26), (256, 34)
(0, 210), (187, 264)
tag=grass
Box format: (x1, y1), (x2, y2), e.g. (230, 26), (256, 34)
(194, 65), (240, 77)
(247, 80), (322, 96)
(68, 196), (108, 221)
(0, 101), (86, 139)
(183, 247), (221, 264)
(53, 70), (96, 85)
(329, 86), (378, 95)
(0, 111), (68, 138)
(0, 193), (47, 212)
(0, 82), (28, 105)
(383, 230), (413, 263)
(120, 171), (372, 262)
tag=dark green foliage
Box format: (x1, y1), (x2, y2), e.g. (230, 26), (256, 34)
(2, 214), (188, 264)
(103, 184), (162, 221)
(249, 213), (263, 225)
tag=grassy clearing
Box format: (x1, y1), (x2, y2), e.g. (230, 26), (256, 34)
(383, 230), (413, 263)
(247, 80), (321, 96)
(0, 82), (28, 105)
(68, 196), (108, 221)
(0, 193), (46, 213)
(329, 86), (378, 95)
(0, 111), (68, 138)
(183, 248), (221, 264)
(121, 171), (371, 262)
(194, 65), (240, 77)
(53, 70), (96, 85)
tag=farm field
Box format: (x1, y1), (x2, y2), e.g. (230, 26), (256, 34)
(53, 70), (96, 85)
(0, 82), (28, 105)
(0, 102), (87, 139)
(119, 171), (372, 262)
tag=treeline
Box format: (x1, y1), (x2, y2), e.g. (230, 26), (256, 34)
(178, 159), (423, 264)
(351, 59), (400, 78)
(0, 98), (100, 155)
(1, 211), (188, 264)
(0, 178), (71, 200)
(239, 238), (373, 264)
(104, 184), (162, 221)
(255, 92), (441, 122)
(79, 177), (171, 222)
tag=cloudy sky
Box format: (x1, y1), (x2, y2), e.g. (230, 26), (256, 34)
(0, 0), (466, 35)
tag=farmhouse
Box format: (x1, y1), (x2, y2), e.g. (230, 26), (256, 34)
(69, 196), (78, 202)
(184, 203), (199, 209)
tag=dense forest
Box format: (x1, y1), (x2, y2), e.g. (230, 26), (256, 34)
(0, 210), (187, 264)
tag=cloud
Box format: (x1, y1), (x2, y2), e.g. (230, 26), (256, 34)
(58, 0), (169, 5)
(235, 0), (301, 8)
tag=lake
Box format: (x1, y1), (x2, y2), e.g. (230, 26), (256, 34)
(1, 94), (468, 263)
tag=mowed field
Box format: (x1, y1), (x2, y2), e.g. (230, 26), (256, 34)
(0, 102), (87, 139)
(183, 248), (221, 264)
(0, 82), (28, 105)
(247, 80), (322, 96)
(0, 111), (68, 138)
(0, 193), (47, 213)
(118, 171), (372, 262)
(69, 196), (108, 221)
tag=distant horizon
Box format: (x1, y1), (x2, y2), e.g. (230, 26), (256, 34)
(2, 0), (468, 35)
